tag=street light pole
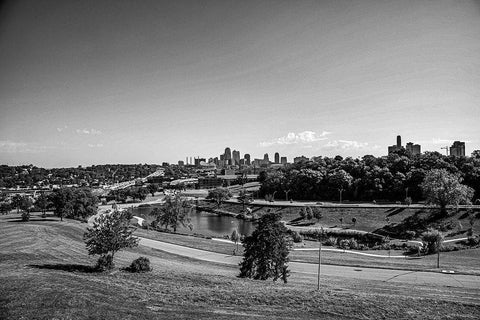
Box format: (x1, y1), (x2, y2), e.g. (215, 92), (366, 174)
(317, 239), (322, 291)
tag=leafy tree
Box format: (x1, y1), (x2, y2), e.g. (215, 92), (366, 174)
(421, 169), (474, 216)
(237, 189), (253, 210)
(35, 193), (51, 217)
(328, 170), (353, 203)
(152, 193), (192, 232)
(50, 188), (98, 221)
(147, 184), (158, 197)
(231, 228), (241, 254)
(206, 187), (232, 208)
(19, 196), (33, 221)
(49, 188), (74, 221)
(239, 211), (292, 283)
(84, 209), (139, 270)
(11, 194), (23, 214)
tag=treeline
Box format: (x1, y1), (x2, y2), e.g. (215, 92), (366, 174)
(0, 188), (99, 221)
(259, 150), (480, 202)
(0, 164), (164, 188)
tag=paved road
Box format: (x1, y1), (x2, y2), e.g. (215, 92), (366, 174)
(139, 237), (480, 289)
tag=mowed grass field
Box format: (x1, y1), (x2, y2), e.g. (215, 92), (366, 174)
(1, 213), (480, 319)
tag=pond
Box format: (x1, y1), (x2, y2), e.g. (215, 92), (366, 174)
(131, 205), (255, 237)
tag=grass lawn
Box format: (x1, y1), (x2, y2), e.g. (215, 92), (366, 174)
(1, 213), (479, 319)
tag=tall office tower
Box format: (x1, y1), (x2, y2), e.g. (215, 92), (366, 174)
(263, 153), (269, 162)
(224, 147), (232, 165)
(185, 157), (188, 165)
(274, 152), (280, 164)
(397, 135), (402, 148)
(244, 154), (251, 165)
(190, 157), (193, 165)
(406, 142), (421, 155)
(280, 156), (287, 164)
(450, 141), (465, 156)
(388, 135), (404, 154)
(213, 157), (219, 165)
(232, 150), (241, 165)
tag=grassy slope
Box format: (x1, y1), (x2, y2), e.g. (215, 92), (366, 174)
(1, 214), (480, 320)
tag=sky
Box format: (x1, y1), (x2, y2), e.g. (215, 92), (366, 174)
(1, 0), (479, 167)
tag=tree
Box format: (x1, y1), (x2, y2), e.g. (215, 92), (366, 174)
(328, 170), (353, 203)
(35, 193), (51, 217)
(239, 211), (292, 283)
(421, 169), (474, 216)
(206, 187), (232, 208)
(237, 189), (253, 211)
(84, 210), (139, 270)
(19, 196), (33, 221)
(152, 193), (192, 232)
(11, 194), (23, 214)
(50, 188), (98, 221)
(231, 228), (241, 254)
(49, 188), (74, 221)
(147, 184), (158, 197)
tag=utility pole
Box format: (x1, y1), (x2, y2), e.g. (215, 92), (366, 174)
(317, 239), (322, 290)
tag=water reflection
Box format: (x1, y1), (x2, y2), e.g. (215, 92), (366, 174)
(131, 205), (255, 237)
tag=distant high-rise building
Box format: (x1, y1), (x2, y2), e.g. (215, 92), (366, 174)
(244, 154), (251, 165)
(178, 161), (185, 166)
(185, 157), (188, 165)
(406, 142), (421, 155)
(388, 135), (403, 154)
(294, 156), (308, 163)
(224, 147), (232, 165)
(280, 156), (287, 164)
(450, 141), (465, 156)
(263, 153), (269, 162)
(274, 152), (280, 164)
(190, 157), (193, 165)
(232, 150), (241, 165)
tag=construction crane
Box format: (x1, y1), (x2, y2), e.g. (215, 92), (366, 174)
(440, 146), (449, 156)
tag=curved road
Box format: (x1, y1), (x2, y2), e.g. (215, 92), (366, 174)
(138, 237), (480, 289)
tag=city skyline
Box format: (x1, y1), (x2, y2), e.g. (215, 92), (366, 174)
(1, 0), (479, 167)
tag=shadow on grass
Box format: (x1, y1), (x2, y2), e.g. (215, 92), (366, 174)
(28, 263), (100, 273)
(7, 218), (60, 223)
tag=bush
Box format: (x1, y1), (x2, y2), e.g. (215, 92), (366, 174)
(126, 257), (152, 272)
(325, 237), (337, 246)
(404, 230), (416, 240)
(290, 231), (303, 243)
(421, 229), (444, 254)
(21, 211), (30, 222)
(96, 254), (114, 271)
(338, 239), (350, 249)
(347, 238), (358, 250)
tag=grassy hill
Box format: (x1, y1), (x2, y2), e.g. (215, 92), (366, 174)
(1, 213), (480, 319)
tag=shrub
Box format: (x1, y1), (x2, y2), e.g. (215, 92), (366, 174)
(21, 211), (30, 222)
(421, 229), (444, 254)
(404, 230), (416, 240)
(325, 237), (337, 246)
(347, 238), (358, 250)
(290, 231), (303, 243)
(127, 257), (152, 272)
(96, 254), (114, 271)
(338, 239), (350, 249)
(404, 197), (412, 206)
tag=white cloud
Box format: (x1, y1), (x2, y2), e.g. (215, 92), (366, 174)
(323, 140), (369, 150)
(0, 140), (53, 153)
(76, 128), (102, 135)
(87, 143), (104, 148)
(260, 131), (331, 147)
(56, 125), (68, 132)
